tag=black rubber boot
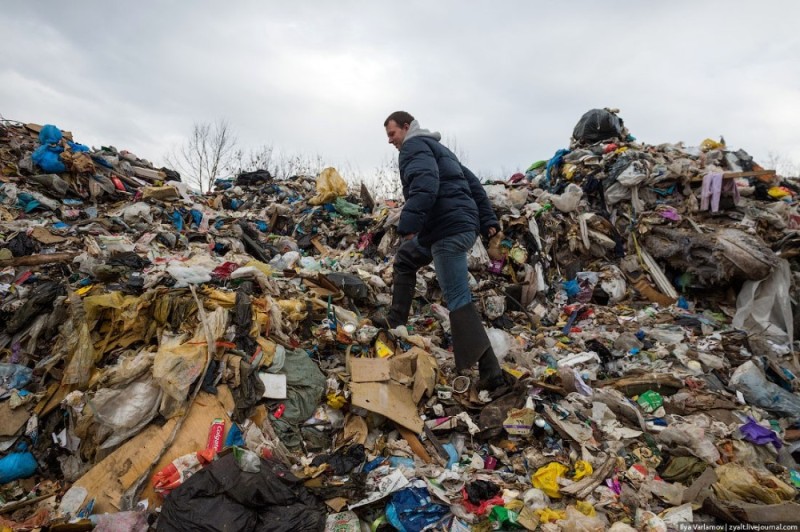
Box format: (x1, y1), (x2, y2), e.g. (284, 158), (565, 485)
(450, 303), (496, 372)
(477, 348), (505, 392)
(376, 238), (432, 328)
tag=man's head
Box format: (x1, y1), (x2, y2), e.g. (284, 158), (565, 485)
(384, 111), (415, 150)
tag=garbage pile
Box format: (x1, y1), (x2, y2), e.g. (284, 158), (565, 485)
(1, 112), (799, 531)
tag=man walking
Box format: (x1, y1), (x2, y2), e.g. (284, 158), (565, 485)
(380, 111), (504, 391)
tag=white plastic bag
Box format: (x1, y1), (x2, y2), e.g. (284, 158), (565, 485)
(467, 237), (490, 271)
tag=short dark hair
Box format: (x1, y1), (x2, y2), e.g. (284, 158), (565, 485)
(384, 111), (415, 128)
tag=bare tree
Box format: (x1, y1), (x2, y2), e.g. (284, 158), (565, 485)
(166, 120), (238, 193)
(230, 144), (276, 176)
(763, 151), (800, 177)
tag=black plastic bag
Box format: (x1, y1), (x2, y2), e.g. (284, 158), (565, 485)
(572, 109), (624, 144)
(236, 170), (272, 187)
(158, 453), (325, 532)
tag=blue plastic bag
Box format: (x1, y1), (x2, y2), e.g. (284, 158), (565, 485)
(39, 124), (62, 145)
(32, 144), (66, 173)
(0, 363), (33, 399)
(386, 487), (449, 532)
(0, 443), (38, 483)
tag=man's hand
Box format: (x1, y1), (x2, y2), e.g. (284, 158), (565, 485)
(403, 233), (416, 241)
(487, 227), (498, 238)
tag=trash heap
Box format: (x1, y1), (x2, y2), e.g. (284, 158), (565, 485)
(0, 111), (799, 531)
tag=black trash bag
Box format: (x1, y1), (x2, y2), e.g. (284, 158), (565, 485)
(326, 272), (370, 302)
(236, 170), (272, 187)
(234, 283), (258, 356)
(160, 167), (181, 182)
(311, 444), (366, 475)
(157, 453), (325, 532)
(465, 479), (501, 505)
(106, 251), (151, 270)
(6, 281), (65, 334)
(572, 108), (624, 144)
(4, 233), (37, 257)
(231, 358), (265, 423)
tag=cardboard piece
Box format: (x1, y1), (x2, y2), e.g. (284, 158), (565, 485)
(390, 347), (437, 404)
(0, 401), (31, 437)
(325, 497), (348, 513)
(350, 381), (423, 433)
(30, 226), (67, 244)
(342, 414), (368, 446)
(74, 387), (234, 513)
(258, 372), (288, 399)
(350, 358), (390, 383)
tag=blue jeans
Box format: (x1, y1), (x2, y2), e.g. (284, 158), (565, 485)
(398, 232), (476, 312)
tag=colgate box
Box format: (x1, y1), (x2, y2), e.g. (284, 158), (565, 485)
(207, 418), (225, 453)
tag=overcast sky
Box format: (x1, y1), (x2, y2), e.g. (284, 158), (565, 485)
(2, 1), (800, 181)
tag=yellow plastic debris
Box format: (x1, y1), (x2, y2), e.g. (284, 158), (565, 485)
(700, 138), (725, 151)
(327, 392), (347, 409)
(535, 508), (566, 523)
(309, 167), (348, 205)
(573, 460), (593, 481)
(532, 462), (569, 498)
(575, 500), (596, 517)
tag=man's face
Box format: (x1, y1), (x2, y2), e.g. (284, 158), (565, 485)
(385, 120), (409, 150)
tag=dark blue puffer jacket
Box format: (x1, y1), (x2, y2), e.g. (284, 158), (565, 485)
(397, 125), (498, 246)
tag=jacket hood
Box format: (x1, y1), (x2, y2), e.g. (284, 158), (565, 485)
(403, 120), (442, 144)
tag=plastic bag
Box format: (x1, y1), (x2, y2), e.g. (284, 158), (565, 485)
(0, 443), (38, 483)
(656, 422), (720, 463)
(0, 363), (33, 399)
(541, 183), (582, 213)
(487, 328), (511, 363)
(732, 258), (793, 344)
(556, 506), (605, 532)
(167, 264), (213, 287)
(233, 446), (261, 473)
(572, 109), (624, 144)
(90, 376), (162, 449)
(121, 202), (153, 224)
(729, 360), (800, 420)
(309, 167), (347, 205)
(531, 462), (568, 498)
(153, 307), (227, 416)
(713, 462), (795, 504)
(467, 236), (490, 271)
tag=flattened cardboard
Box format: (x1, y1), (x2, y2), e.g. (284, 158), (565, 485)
(350, 358), (390, 383)
(0, 401), (31, 437)
(74, 387), (233, 513)
(350, 381), (423, 433)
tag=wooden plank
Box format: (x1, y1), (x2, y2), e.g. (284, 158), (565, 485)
(0, 252), (77, 267)
(396, 424), (432, 464)
(690, 169), (776, 183)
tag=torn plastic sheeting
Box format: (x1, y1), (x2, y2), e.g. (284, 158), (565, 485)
(729, 361), (800, 420)
(90, 376), (163, 449)
(153, 307), (227, 418)
(733, 258), (793, 344)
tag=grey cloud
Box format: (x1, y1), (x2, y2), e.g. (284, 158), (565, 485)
(2, 0), (799, 179)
